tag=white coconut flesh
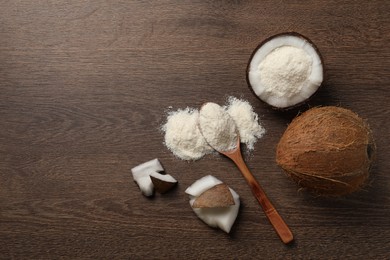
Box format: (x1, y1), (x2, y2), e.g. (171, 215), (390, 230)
(248, 34), (323, 108)
(185, 175), (223, 197)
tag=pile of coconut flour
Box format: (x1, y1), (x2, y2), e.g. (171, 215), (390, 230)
(258, 46), (312, 98)
(199, 102), (239, 152)
(161, 97), (266, 160)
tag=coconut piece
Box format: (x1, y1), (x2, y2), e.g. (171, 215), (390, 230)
(131, 158), (164, 179)
(131, 158), (164, 196)
(247, 32), (324, 109)
(134, 176), (154, 197)
(190, 188), (240, 233)
(150, 172), (178, 194)
(276, 106), (375, 196)
(186, 175), (240, 233)
(192, 183), (235, 208)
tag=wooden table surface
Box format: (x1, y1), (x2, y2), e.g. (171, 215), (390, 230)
(1, 1), (389, 259)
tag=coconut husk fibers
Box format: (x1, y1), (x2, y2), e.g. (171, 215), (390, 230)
(276, 106), (375, 196)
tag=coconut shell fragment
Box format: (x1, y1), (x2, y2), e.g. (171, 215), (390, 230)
(276, 106), (375, 196)
(150, 173), (178, 194)
(192, 183), (235, 208)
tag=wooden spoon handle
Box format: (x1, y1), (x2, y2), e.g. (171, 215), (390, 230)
(230, 152), (294, 244)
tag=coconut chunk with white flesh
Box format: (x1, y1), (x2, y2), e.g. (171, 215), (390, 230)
(185, 175), (240, 233)
(247, 33), (324, 109)
(134, 176), (155, 197)
(131, 158), (164, 196)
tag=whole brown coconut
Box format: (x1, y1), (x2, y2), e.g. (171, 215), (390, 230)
(276, 106), (375, 196)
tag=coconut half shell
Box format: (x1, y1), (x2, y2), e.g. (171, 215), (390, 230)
(276, 106), (375, 196)
(247, 32), (324, 110)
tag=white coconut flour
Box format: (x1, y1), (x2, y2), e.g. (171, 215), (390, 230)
(161, 97), (265, 160)
(162, 108), (214, 160)
(199, 102), (238, 152)
(259, 46), (312, 98)
(225, 96), (266, 150)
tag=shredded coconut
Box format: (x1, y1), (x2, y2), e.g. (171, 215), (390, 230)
(199, 102), (238, 152)
(161, 97), (265, 160)
(259, 45), (312, 98)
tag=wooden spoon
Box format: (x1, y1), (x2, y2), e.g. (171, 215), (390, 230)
(199, 103), (293, 244)
(221, 138), (293, 244)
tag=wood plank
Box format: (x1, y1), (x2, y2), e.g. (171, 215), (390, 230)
(1, 0), (389, 258)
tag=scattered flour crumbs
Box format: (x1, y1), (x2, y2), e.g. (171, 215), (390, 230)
(161, 97), (266, 160)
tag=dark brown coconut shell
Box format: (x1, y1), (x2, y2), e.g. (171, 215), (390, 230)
(150, 175), (177, 194)
(192, 183), (235, 208)
(276, 106), (375, 196)
(246, 32), (325, 111)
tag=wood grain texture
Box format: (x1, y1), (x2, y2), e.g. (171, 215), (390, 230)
(1, 0), (389, 259)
